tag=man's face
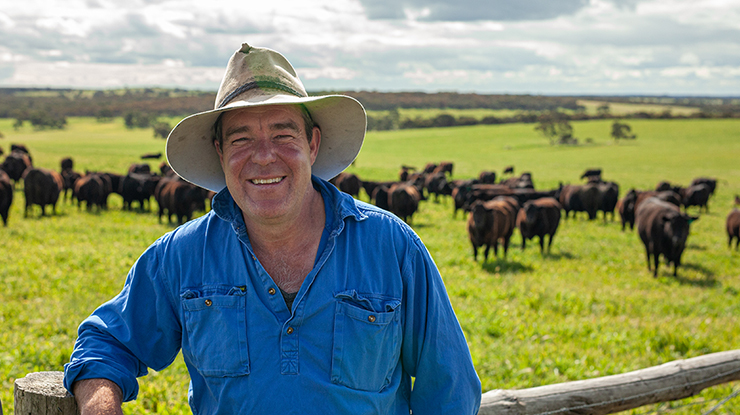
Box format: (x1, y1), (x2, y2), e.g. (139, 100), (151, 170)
(215, 105), (320, 226)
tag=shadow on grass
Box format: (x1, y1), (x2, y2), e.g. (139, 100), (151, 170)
(673, 263), (718, 287)
(686, 243), (707, 251)
(532, 250), (577, 260)
(479, 258), (533, 274)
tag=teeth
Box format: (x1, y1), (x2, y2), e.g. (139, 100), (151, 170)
(251, 177), (283, 185)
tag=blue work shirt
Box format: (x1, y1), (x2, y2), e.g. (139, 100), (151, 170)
(64, 176), (481, 414)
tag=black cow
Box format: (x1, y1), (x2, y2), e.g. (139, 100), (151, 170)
(121, 172), (161, 211)
(61, 169), (82, 202)
(558, 183), (600, 220)
(690, 177), (717, 196)
(156, 178), (208, 224)
(371, 184), (391, 211)
(433, 161), (454, 177)
(727, 209), (740, 250)
(388, 182), (421, 224)
(424, 172), (452, 202)
(0, 169), (13, 226)
(61, 157), (74, 171)
(467, 199), (515, 261)
(23, 167), (63, 217)
(617, 189), (639, 231)
(597, 181), (620, 222)
(74, 173), (107, 211)
(478, 171), (497, 184)
(580, 168), (602, 181)
(501, 172), (534, 189)
(330, 172), (362, 198)
(636, 197), (698, 277)
(128, 163), (151, 174)
(140, 152), (162, 160)
(516, 197), (562, 254)
(681, 184), (711, 213)
(1, 150), (32, 186)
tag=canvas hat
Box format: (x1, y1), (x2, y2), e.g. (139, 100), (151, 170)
(165, 43), (367, 192)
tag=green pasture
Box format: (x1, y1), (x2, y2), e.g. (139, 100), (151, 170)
(1, 117), (740, 414)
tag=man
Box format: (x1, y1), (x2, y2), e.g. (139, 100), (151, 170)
(64, 43), (481, 415)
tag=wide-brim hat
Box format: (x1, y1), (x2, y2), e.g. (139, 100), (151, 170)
(165, 43), (367, 192)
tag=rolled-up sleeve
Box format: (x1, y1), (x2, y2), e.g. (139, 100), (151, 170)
(63, 241), (182, 401)
(401, 235), (482, 415)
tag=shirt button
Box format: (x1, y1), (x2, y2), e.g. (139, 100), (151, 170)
(205, 299), (212, 306)
(268, 288), (276, 295)
(286, 327), (294, 335)
(368, 315), (376, 323)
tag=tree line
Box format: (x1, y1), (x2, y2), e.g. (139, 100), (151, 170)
(1, 88), (738, 135)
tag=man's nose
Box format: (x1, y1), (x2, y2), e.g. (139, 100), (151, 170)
(252, 138), (278, 165)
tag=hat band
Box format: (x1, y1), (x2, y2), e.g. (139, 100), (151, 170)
(218, 80), (305, 109)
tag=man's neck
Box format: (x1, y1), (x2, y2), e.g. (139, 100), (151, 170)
(245, 188), (326, 293)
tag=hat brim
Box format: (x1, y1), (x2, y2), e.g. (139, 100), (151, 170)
(165, 94), (366, 192)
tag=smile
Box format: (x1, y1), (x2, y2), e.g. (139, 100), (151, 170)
(251, 177), (284, 185)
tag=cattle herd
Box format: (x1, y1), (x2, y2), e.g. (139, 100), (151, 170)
(331, 162), (740, 279)
(2, 144), (739, 278)
(0, 144), (213, 228)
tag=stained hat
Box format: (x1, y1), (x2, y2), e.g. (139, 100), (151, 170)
(165, 43), (367, 192)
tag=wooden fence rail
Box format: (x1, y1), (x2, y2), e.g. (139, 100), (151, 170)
(10, 350), (740, 415)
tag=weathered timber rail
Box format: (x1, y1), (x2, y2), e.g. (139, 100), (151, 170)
(480, 349), (740, 414)
(10, 350), (740, 415)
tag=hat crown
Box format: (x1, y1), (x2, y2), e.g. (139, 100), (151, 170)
(215, 43), (308, 109)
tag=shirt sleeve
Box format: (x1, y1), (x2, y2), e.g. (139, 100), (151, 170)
(63, 240), (183, 402)
(401, 234), (482, 415)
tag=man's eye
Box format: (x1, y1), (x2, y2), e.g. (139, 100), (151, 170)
(230, 137), (250, 144)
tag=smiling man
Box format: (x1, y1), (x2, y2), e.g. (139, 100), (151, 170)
(63, 43), (481, 415)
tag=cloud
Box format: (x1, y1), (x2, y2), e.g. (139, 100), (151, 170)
(357, 0), (591, 21)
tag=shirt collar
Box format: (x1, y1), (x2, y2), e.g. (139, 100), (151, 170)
(211, 175), (367, 234)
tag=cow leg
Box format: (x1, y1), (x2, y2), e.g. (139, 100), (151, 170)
(503, 237), (509, 258)
(483, 245), (490, 262)
(538, 236), (545, 254)
(653, 252), (660, 278)
(521, 237), (526, 251)
(492, 241), (499, 259)
(472, 245), (478, 261)
(645, 245), (652, 272)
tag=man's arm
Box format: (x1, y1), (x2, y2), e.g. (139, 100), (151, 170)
(73, 378), (124, 415)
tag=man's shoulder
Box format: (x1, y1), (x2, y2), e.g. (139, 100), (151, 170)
(157, 210), (229, 247)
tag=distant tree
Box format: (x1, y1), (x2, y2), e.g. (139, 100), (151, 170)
(535, 112), (577, 145)
(28, 110), (67, 130)
(597, 104), (611, 117)
(152, 121), (172, 139)
(432, 113), (456, 128)
(13, 119), (24, 131)
(367, 108), (400, 131)
(124, 111), (152, 129)
(96, 108), (114, 122)
(611, 120), (637, 141)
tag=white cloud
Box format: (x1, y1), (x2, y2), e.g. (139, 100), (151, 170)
(0, 0), (739, 94)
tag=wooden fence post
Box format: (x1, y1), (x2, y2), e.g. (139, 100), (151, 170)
(13, 371), (78, 415)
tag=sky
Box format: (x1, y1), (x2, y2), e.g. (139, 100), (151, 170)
(1, 0), (740, 96)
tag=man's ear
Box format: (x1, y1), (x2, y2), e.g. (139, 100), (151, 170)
(214, 140), (224, 165)
(309, 126), (321, 165)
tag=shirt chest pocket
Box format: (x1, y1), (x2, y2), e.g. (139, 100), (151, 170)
(181, 287), (250, 377)
(331, 290), (402, 392)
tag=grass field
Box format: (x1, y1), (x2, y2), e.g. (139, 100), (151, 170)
(1, 117), (739, 414)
